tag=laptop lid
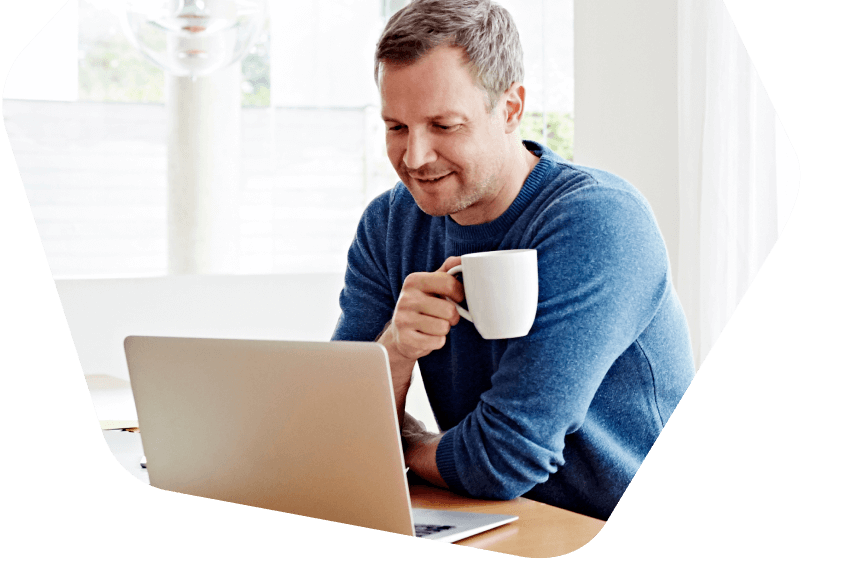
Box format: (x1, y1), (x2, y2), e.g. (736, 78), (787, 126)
(124, 336), (416, 536)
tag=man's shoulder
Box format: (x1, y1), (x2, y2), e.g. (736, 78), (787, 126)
(524, 142), (641, 202)
(522, 147), (666, 260)
(528, 150), (656, 228)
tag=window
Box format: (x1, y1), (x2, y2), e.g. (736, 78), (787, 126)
(508, 0), (574, 161)
(4, 0), (575, 278)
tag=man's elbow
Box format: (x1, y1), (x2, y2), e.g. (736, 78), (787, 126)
(463, 469), (550, 501)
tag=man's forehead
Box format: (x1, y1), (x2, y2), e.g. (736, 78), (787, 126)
(380, 92), (484, 123)
(380, 92), (491, 124)
(378, 45), (491, 113)
(380, 81), (490, 122)
(380, 93), (488, 124)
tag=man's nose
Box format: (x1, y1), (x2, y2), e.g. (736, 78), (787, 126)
(403, 129), (438, 170)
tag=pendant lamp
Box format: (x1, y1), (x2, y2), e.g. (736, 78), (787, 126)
(121, 0), (267, 78)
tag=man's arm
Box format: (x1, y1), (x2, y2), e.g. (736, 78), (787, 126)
(371, 256), (468, 486)
(375, 256), (463, 426)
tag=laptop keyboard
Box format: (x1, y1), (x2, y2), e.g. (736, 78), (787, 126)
(415, 524), (456, 538)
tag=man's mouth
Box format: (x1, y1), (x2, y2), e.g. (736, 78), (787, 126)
(413, 172), (452, 184)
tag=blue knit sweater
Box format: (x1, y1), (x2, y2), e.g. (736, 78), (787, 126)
(332, 141), (695, 520)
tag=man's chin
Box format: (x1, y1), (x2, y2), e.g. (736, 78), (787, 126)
(406, 186), (454, 217)
(411, 200), (453, 218)
(402, 178), (477, 218)
(416, 201), (481, 221)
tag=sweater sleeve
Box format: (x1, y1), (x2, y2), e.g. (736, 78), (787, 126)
(434, 185), (671, 500)
(331, 192), (396, 343)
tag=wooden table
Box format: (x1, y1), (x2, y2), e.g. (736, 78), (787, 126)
(409, 484), (605, 557)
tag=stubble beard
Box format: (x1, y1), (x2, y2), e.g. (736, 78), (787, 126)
(402, 168), (501, 219)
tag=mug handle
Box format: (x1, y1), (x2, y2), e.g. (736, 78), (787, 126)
(447, 265), (473, 323)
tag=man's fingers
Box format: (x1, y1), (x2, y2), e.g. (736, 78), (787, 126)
(437, 255), (462, 273)
(394, 329), (446, 359)
(395, 306), (454, 336)
(403, 271), (464, 307)
(388, 265), (468, 361)
(436, 257), (465, 304)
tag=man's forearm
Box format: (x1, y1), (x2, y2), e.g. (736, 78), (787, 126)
(376, 330), (417, 425)
(405, 432), (448, 489)
(377, 321), (447, 489)
(401, 413), (447, 488)
(371, 260), (463, 425)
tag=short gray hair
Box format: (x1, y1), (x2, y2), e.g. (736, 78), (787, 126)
(374, 0), (524, 111)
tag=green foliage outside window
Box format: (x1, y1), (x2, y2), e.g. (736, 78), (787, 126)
(78, 1), (164, 102)
(520, 111), (574, 161)
(78, 39), (165, 103)
(240, 28), (271, 108)
(80, 42), (270, 107)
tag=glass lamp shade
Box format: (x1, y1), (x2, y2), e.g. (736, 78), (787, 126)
(121, 0), (267, 78)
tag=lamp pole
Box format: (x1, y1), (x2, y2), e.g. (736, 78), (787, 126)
(166, 64), (242, 274)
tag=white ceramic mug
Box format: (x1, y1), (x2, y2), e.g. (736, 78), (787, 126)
(447, 249), (538, 339)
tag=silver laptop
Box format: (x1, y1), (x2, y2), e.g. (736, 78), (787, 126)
(124, 336), (517, 542)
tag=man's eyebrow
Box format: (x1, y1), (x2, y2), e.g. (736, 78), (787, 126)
(429, 112), (469, 123)
(380, 112), (470, 123)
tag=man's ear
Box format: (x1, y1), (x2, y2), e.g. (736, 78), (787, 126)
(503, 83), (526, 134)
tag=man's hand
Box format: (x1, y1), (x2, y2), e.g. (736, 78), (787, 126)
(379, 256), (464, 361)
(401, 412), (441, 449)
(378, 256), (463, 423)
(401, 412), (447, 489)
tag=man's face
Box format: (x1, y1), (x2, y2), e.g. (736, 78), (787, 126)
(379, 45), (512, 225)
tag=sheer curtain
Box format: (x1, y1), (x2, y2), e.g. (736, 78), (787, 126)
(677, 0), (779, 368)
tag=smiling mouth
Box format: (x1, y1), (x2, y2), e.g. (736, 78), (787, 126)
(413, 173), (452, 184)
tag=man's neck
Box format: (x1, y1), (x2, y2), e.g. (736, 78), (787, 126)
(450, 141), (540, 227)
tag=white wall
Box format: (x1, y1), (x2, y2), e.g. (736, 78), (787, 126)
(56, 273), (345, 378)
(573, 0), (680, 279)
(56, 273), (438, 429)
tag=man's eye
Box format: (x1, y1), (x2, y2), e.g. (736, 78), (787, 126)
(437, 124), (458, 131)
(387, 125), (405, 132)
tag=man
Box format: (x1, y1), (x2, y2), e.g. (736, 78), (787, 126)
(332, 0), (695, 521)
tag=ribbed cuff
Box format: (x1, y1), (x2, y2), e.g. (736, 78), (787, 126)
(435, 428), (468, 495)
